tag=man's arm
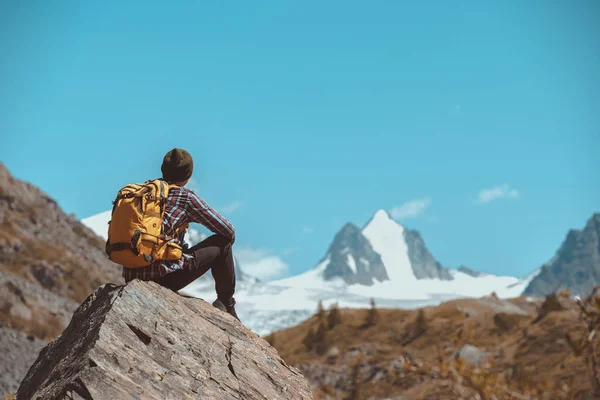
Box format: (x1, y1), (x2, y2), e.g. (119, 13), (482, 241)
(184, 189), (236, 243)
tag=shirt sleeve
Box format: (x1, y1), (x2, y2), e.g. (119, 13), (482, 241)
(184, 189), (236, 243)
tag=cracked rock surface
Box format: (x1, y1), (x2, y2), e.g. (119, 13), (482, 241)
(16, 280), (313, 400)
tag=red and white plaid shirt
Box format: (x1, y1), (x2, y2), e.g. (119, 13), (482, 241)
(122, 185), (235, 282)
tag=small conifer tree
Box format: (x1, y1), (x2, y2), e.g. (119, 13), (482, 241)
(317, 300), (326, 321)
(315, 320), (328, 355)
(415, 309), (427, 335)
(327, 302), (342, 329)
(302, 328), (316, 351)
(364, 297), (379, 327)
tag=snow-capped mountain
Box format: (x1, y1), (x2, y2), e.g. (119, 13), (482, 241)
(269, 209), (526, 299)
(82, 208), (533, 336)
(363, 210), (452, 281)
(274, 209), (454, 289)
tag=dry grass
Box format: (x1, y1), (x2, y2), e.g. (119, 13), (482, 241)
(270, 294), (594, 399)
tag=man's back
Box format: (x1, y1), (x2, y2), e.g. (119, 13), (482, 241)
(119, 148), (240, 321)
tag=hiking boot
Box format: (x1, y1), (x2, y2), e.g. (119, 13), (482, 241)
(212, 298), (241, 322)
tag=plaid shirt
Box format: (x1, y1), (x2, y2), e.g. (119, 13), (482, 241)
(122, 185), (235, 282)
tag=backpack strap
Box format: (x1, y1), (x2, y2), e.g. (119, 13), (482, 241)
(106, 230), (143, 256)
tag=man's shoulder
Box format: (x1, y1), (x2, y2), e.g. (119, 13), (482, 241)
(168, 186), (201, 201)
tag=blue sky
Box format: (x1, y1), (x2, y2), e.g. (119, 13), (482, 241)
(2, 1), (599, 280)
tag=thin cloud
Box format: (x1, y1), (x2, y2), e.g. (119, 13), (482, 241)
(234, 246), (289, 281)
(282, 247), (300, 256)
(220, 201), (243, 214)
(389, 197), (432, 220)
(302, 227), (314, 234)
(476, 184), (519, 204)
(186, 177), (201, 192)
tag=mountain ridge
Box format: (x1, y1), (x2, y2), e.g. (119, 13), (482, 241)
(523, 213), (600, 296)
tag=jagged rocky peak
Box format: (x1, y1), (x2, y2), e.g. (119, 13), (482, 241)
(458, 265), (484, 277)
(321, 222), (389, 286)
(524, 213), (600, 297)
(404, 228), (453, 280)
(16, 280), (313, 400)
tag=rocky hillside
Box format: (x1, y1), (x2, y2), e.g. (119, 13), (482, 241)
(266, 293), (598, 399)
(0, 163), (123, 395)
(16, 280), (312, 400)
(524, 213), (600, 297)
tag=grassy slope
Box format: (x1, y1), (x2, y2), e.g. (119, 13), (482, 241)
(267, 295), (594, 399)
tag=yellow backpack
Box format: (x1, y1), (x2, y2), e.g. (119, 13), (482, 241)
(105, 179), (188, 268)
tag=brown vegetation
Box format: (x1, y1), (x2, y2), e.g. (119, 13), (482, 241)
(269, 293), (597, 399)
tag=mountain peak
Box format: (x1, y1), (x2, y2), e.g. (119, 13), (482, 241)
(363, 209), (401, 231)
(373, 209), (393, 222)
(340, 222), (361, 234)
(374, 209), (392, 219)
(524, 212), (600, 297)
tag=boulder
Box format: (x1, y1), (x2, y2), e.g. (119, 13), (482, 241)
(453, 344), (490, 367)
(16, 280), (313, 400)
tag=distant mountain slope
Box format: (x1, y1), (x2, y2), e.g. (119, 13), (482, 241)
(524, 213), (600, 297)
(0, 163), (123, 395)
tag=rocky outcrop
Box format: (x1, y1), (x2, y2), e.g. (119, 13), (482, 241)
(321, 223), (388, 286)
(0, 162), (123, 395)
(524, 213), (600, 297)
(16, 280), (313, 400)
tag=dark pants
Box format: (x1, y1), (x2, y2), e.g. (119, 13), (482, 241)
(154, 234), (236, 301)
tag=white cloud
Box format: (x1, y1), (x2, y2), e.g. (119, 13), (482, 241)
(234, 247), (289, 281)
(220, 201), (243, 214)
(302, 227), (313, 234)
(476, 184), (519, 204)
(389, 197), (432, 220)
(184, 228), (207, 247)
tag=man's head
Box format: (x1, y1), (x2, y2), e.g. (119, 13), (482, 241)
(161, 148), (194, 186)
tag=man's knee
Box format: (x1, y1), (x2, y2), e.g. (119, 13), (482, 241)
(207, 234), (233, 251)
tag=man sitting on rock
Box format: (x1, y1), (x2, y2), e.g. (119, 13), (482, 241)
(122, 148), (240, 321)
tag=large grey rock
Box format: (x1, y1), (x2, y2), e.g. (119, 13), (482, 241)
(321, 223), (388, 286)
(16, 280), (313, 400)
(453, 344), (490, 366)
(524, 213), (600, 297)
